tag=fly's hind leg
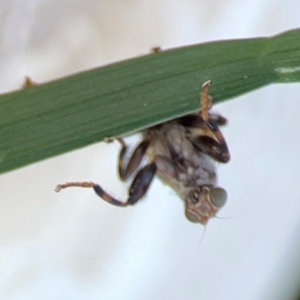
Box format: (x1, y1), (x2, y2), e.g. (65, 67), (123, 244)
(126, 162), (156, 204)
(55, 137), (153, 206)
(55, 162), (156, 207)
(95, 162), (156, 206)
(117, 138), (149, 181)
(103, 137), (149, 181)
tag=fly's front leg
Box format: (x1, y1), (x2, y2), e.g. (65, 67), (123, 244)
(179, 80), (212, 126)
(200, 80), (228, 125)
(55, 162), (157, 207)
(186, 118), (229, 163)
(198, 80), (230, 162)
(178, 81), (227, 128)
(117, 138), (149, 181)
(205, 121), (230, 162)
(178, 81), (230, 163)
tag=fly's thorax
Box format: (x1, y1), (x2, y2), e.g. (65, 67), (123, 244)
(185, 186), (227, 225)
(144, 122), (218, 200)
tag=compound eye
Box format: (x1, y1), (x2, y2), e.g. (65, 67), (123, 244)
(185, 210), (199, 223)
(210, 188), (227, 208)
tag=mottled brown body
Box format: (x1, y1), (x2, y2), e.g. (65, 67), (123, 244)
(55, 81), (230, 225)
(145, 122), (217, 201)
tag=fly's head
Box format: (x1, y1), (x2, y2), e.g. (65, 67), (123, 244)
(185, 186), (227, 225)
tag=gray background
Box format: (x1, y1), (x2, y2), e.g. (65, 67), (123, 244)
(1, 0), (300, 299)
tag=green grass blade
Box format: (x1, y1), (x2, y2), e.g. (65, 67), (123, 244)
(1, 28), (300, 174)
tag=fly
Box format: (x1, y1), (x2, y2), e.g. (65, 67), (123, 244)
(55, 80), (230, 225)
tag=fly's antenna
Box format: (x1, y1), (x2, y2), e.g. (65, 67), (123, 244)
(197, 225), (207, 247)
(214, 215), (233, 220)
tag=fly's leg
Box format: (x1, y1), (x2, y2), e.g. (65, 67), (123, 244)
(200, 80), (228, 125)
(205, 121), (230, 162)
(200, 80), (212, 122)
(117, 138), (149, 181)
(95, 162), (156, 205)
(179, 80), (212, 125)
(178, 81), (227, 127)
(197, 80), (230, 162)
(104, 137), (149, 180)
(55, 138), (153, 206)
(126, 162), (156, 204)
(192, 134), (229, 163)
(200, 80), (229, 127)
(178, 80), (230, 163)
(55, 162), (156, 207)
(185, 118), (229, 163)
(55, 181), (126, 207)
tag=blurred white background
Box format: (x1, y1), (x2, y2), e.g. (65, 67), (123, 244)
(1, 0), (300, 299)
